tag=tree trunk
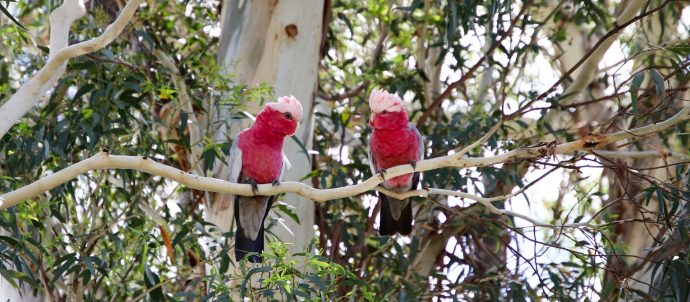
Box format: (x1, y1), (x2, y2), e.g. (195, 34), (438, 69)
(211, 0), (324, 264)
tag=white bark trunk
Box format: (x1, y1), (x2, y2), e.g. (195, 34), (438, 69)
(211, 0), (324, 264)
(0, 278), (39, 302)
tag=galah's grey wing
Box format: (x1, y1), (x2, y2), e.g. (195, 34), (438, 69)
(411, 122), (425, 162)
(228, 135), (243, 184)
(367, 143), (378, 175)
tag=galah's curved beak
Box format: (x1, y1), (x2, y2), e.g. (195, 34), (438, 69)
(369, 114), (377, 128)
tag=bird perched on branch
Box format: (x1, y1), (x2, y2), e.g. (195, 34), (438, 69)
(368, 89), (424, 236)
(228, 96), (303, 262)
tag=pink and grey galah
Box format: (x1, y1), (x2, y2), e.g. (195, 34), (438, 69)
(227, 96), (303, 262)
(368, 89), (424, 236)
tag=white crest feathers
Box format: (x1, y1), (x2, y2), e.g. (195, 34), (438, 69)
(266, 96), (303, 121)
(368, 89), (405, 113)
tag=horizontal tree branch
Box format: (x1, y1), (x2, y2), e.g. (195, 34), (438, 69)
(593, 150), (689, 160)
(1, 107), (688, 230)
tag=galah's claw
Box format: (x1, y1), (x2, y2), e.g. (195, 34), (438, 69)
(272, 180), (280, 187)
(410, 160), (417, 171)
(378, 168), (387, 181)
(250, 179), (259, 196)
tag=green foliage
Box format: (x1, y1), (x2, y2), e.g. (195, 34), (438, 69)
(231, 242), (372, 301)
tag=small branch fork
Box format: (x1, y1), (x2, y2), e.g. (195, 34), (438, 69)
(1, 107), (688, 228)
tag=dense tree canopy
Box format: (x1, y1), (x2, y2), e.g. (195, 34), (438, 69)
(1, 0), (689, 301)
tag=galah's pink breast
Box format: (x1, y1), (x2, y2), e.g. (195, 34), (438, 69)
(387, 174), (413, 188)
(238, 129), (284, 184)
(371, 126), (421, 189)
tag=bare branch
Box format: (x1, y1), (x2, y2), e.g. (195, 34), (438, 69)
(593, 150), (689, 160)
(1, 106), (687, 224)
(0, 0), (144, 138)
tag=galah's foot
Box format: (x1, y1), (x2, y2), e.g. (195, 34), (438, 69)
(378, 168), (387, 181)
(410, 160), (417, 171)
(272, 180), (280, 186)
(250, 179), (259, 195)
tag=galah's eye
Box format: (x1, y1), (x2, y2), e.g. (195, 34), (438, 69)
(283, 112), (293, 120)
(381, 110), (389, 114)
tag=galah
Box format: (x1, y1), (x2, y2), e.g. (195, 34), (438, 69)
(368, 89), (424, 236)
(228, 96), (303, 262)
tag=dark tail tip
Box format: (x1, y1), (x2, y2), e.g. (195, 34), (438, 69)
(234, 200), (265, 263)
(378, 195), (413, 236)
(234, 227), (265, 263)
